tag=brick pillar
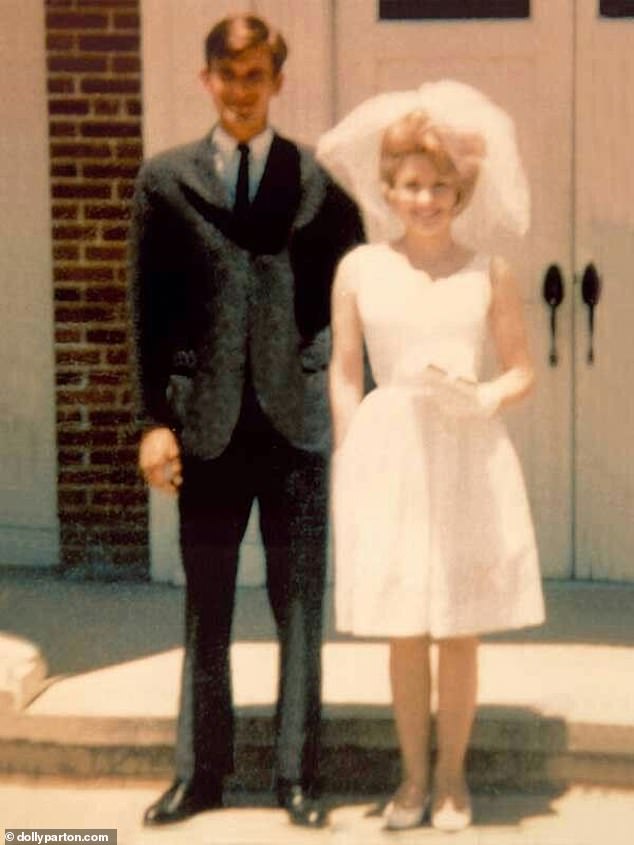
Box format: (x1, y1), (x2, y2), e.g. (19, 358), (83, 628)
(45, 0), (147, 577)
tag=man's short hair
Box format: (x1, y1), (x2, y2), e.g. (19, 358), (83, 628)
(204, 14), (288, 75)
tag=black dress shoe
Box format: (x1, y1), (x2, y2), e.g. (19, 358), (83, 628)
(143, 778), (223, 826)
(276, 779), (328, 828)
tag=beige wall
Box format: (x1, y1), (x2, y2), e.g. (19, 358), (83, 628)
(0, 0), (59, 566)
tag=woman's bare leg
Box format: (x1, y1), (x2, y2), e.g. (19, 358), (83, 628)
(389, 635), (432, 804)
(433, 635), (478, 814)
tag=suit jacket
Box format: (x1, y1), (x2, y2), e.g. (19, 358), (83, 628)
(129, 130), (364, 459)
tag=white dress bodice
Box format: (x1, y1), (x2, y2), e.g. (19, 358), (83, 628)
(348, 244), (491, 388)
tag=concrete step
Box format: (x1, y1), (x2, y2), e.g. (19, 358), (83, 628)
(3, 713), (633, 790)
(0, 676), (634, 794)
(0, 574), (633, 789)
(0, 633), (47, 712)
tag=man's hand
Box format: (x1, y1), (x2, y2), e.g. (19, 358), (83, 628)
(139, 427), (182, 495)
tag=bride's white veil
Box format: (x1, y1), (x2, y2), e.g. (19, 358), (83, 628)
(316, 80), (530, 249)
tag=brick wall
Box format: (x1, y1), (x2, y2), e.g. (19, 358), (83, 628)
(45, 0), (147, 576)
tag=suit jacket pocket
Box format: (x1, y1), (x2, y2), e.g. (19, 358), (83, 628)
(166, 374), (194, 428)
(299, 328), (331, 373)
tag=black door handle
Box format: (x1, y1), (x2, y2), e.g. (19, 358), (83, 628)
(542, 264), (565, 366)
(581, 263), (601, 365)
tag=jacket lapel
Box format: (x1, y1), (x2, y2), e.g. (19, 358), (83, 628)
(186, 132), (228, 208)
(177, 132), (237, 240)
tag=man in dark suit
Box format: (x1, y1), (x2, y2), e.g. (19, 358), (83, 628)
(130, 14), (363, 828)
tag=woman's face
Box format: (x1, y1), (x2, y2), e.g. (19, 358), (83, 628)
(386, 153), (459, 236)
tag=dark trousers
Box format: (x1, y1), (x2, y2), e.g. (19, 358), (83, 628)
(174, 406), (328, 789)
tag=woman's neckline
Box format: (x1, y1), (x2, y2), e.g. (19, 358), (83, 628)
(380, 241), (479, 283)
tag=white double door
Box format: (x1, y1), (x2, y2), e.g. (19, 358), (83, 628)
(335, 0), (634, 581)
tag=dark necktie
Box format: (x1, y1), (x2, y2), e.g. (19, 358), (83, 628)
(234, 142), (250, 220)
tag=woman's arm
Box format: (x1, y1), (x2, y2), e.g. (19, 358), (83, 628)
(328, 255), (365, 449)
(486, 254), (535, 409)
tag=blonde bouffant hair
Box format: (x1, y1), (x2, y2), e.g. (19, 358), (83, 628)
(380, 110), (486, 214)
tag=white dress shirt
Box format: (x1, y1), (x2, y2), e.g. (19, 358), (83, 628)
(211, 124), (275, 205)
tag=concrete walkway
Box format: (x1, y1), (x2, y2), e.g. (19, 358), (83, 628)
(2, 777), (634, 845)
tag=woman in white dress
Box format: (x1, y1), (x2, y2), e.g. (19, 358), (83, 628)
(318, 82), (544, 833)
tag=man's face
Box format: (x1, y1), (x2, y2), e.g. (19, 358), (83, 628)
(201, 45), (283, 142)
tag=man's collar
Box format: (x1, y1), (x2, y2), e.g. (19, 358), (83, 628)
(212, 124), (275, 157)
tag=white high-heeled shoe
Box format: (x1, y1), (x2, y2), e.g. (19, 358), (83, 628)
(431, 791), (472, 832)
(383, 788), (429, 830)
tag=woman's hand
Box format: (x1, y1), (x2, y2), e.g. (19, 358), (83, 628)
(422, 368), (502, 419)
(139, 427), (182, 495)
